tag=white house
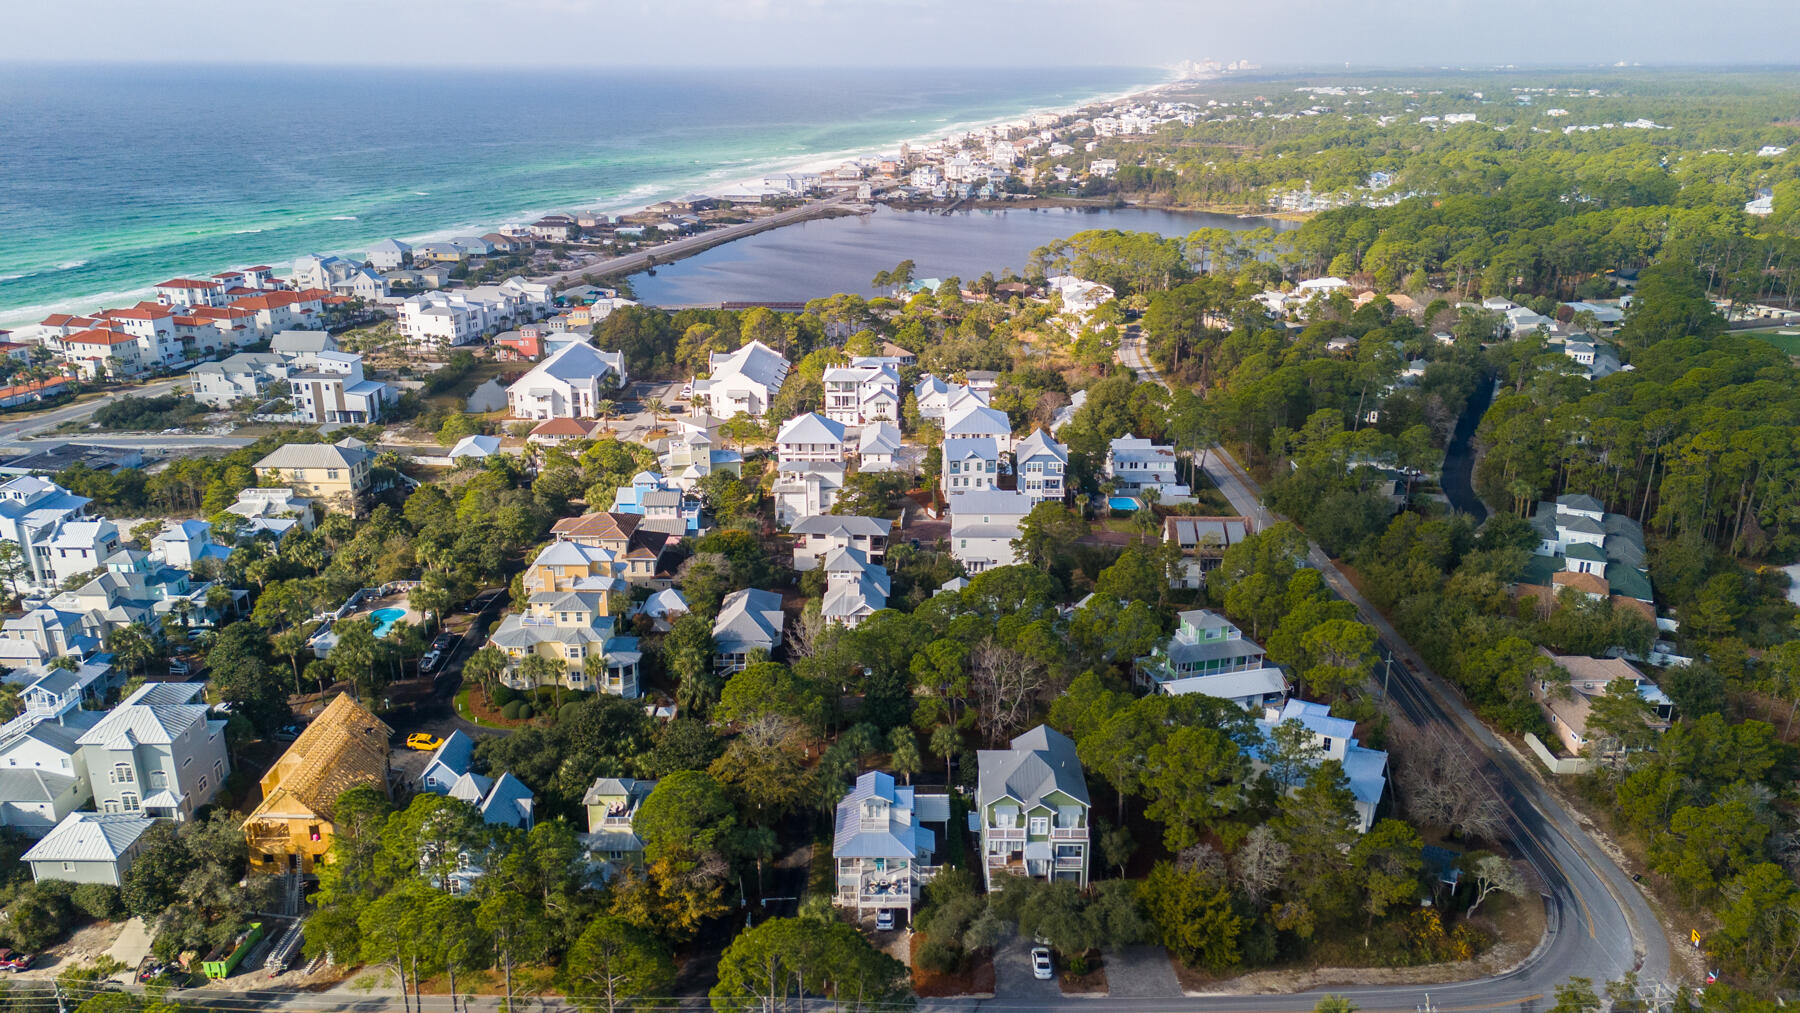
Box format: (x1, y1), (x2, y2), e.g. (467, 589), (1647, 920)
(0, 477), (96, 592)
(792, 515), (891, 571)
(856, 422), (904, 472)
(1013, 428), (1067, 504)
(776, 413), (848, 464)
(943, 400), (1013, 453)
(774, 462), (845, 528)
(822, 363), (901, 426)
(367, 239), (412, 271)
(1255, 700), (1388, 833)
(191, 353), (287, 407)
(507, 341), (628, 420)
(1047, 276), (1115, 316)
(695, 340), (790, 419)
(1105, 434), (1190, 500)
(948, 489), (1032, 574)
(288, 352), (395, 425)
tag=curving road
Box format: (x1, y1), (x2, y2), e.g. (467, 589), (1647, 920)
(1103, 335), (1671, 1011)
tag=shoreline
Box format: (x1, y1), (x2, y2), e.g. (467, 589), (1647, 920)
(1, 74), (1173, 331)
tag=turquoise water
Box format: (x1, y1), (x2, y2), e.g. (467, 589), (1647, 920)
(1109, 496), (1142, 511)
(0, 65), (1160, 327)
(368, 607), (406, 639)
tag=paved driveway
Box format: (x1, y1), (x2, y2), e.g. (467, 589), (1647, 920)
(1104, 945), (1182, 998)
(992, 937), (1060, 1000)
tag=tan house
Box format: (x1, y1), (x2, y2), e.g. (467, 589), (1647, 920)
(242, 694), (391, 875)
(1533, 650), (1674, 757)
(253, 438), (374, 516)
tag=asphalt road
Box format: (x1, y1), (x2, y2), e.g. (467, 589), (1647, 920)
(0, 375), (188, 449)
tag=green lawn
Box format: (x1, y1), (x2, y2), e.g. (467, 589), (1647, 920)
(1746, 329), (1800, 355)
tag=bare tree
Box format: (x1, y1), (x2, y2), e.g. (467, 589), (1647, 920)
(786, 603), (827, 660)
(1231, 825), (1291, 904)
(1177, 842), (1228, 885)
(1389, 718), (1509, 842)
(1468, 854), (1527, 915)
(970, 640), (1047, 745)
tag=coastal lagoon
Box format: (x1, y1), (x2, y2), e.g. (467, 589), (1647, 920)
(627, 205), (1298, 306)
(0, 65), (1157, 328)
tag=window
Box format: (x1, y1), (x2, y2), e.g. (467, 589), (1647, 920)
(122, 793), (139, 812)
(1029, 817), (1049, 836)
(112, 763), (134, 784)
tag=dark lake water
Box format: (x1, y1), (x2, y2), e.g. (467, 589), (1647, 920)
(628, 205), (1297, 306)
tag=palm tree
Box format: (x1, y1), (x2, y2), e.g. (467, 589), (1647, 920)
(1074, 492), (1091, 521)
(518, 654), (561, 714)
(644, 397), (666, 425)
(594, 400), (618, 434)
(464, 646), (508, 704)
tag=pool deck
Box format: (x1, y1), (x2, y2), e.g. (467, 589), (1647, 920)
(343, 592), (423, 637)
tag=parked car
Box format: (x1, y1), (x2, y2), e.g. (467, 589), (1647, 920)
(405, 732), (444, 751)
(875, 909), (895, 931)
(431, 633), (456, 653)
(1030, 947), (1053, 981)
(0, 949), (34, 972)
(420, 650), (442, 673)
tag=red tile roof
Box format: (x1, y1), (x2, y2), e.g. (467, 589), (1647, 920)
(0, 377), (74, 401)
(529, 417), (598, 438)
(39, 314), (76, 327)
(156, 278), (219, 289)
(66, 328), (138, 346)
(232, 291), (303, 311)
(105, 304), (175, 321)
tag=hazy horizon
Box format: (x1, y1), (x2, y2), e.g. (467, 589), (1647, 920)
(5, 0), (1800, 70)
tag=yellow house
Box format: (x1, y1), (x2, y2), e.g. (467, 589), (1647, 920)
(242, 694), (391, 875)
(253, 438), (373, 516)
(487, 589), (642, 697)
(521, 540), (626, 607)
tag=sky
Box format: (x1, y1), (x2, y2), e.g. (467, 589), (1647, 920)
(4, 0), (1800, 69)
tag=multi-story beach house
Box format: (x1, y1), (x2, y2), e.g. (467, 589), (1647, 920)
(693, 340), (789, 419)
(976, 726), (1090, 890)
(712, 589), (784, 674)
(833, 770), (946, 922)
(1105, 434), (1190, 500)
(1134, 609), (1285, 709)
(1163, 515), (1256, 590)
(76, 682), (229, 822)
(776, 413), (848, 464)
(947, 489), (1032, 574)
(0, 476), (94, 593)
(791, 515), (891, 571)
(820, 547), (889, 629)
(1255, 699), (1389, 833)
(288, 352), (395, 425)
(942, 438), (1000, 493)
(821, 363), (901, 426)
(774, 462), (844, 528)
(943, 400), (1014, 454)
(191, 352), (287, 407)
(253, 439), (373, 516)
(582, 776), (657, 880)
(1013, 428), (1068, 504)
(506, 341), (628, 420)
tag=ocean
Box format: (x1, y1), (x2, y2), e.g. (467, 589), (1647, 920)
(0, 64), (1160, 328)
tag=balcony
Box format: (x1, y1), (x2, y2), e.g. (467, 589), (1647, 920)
(1051, 827), (1086, 840)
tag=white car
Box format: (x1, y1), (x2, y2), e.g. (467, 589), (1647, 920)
(875, 909), (895, 931)
(1031, 947), (1053, 980)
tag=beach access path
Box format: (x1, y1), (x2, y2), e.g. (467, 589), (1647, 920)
(533, 192), (863, 290)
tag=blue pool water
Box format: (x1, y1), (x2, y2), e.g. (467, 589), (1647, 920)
(368, 607), (407, 639)
(1108, 496), (1141, 512)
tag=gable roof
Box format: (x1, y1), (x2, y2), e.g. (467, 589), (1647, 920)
(1014, 428), (1068, 464)
(246, 694), (390, 824)
(777, 413), (847, 445)
(978, 725), (1089, 808)
(708, 340), (790, 391)
(713, 588), (785, 651)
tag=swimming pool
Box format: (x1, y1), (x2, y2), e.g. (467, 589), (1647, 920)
(368, 607), (407, 638)
(1108, 496), (1141, 512)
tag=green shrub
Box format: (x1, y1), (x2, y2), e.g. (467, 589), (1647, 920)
(558, 702), (585, 724)
(515, 703), (533, 720)
(72, 882), (123, 921)
(2, 881), (75, 951)
(490, 685), (517, 707)
(915, 937), (962, 974)
(500, 700), (523, 720)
